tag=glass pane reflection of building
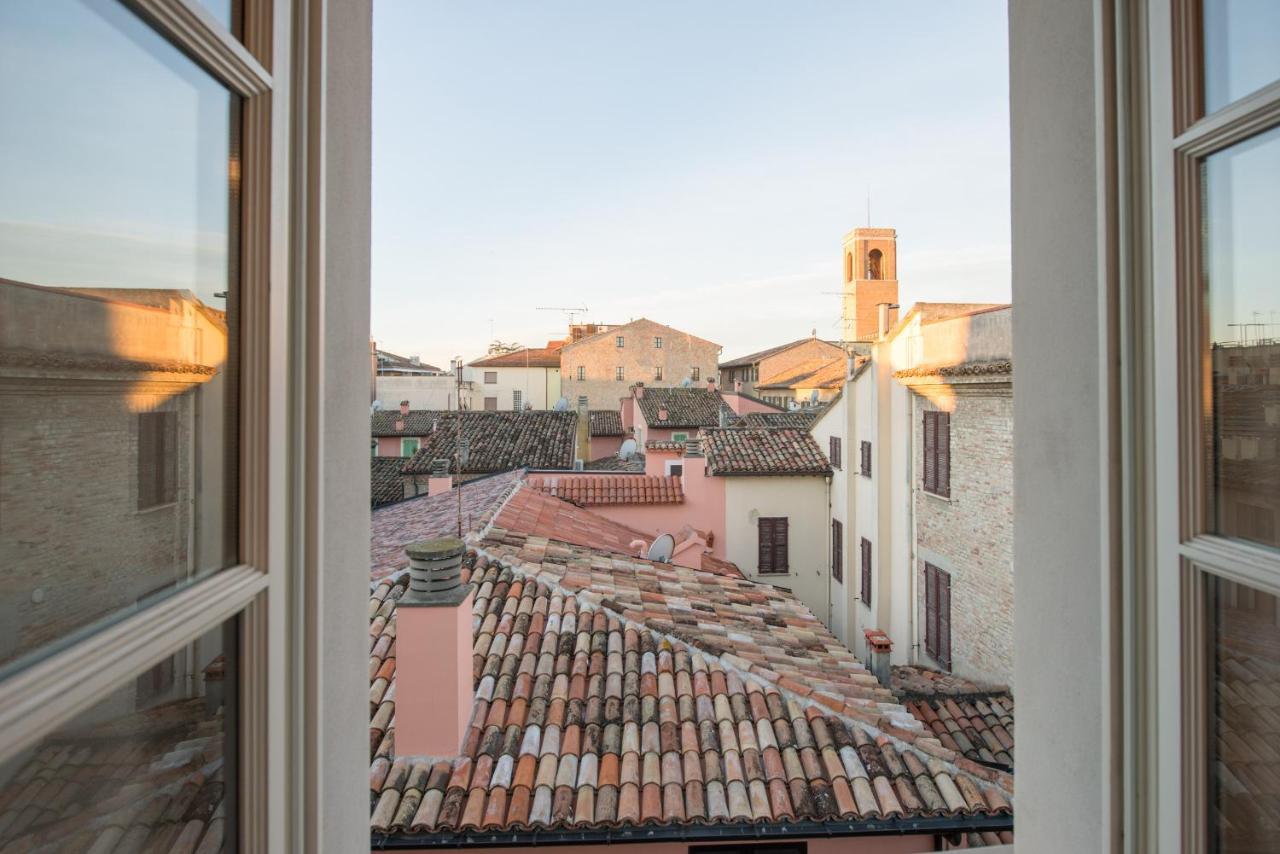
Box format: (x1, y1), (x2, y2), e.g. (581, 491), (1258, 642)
(0, 621), (237, 852)
(1203, 125), (1280, 552)
(0, 0), (240, 673)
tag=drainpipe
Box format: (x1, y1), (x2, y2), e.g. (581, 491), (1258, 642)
(825, 473), (833, 628)
(908, 392), (919, 662)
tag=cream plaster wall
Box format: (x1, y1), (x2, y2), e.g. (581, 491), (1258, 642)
(464, 365), (561, 410)
(809, 393), (850, 645)
(560, 319), (720, 410)
(376, 375), (470, 411)
(722, 475), (831, 622)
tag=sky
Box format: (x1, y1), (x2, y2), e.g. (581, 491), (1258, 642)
(372, 1), (1012, 366)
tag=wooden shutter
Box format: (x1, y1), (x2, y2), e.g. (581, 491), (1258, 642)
(861, 440), (872, 477)
(829, 436), (840, 469)
(860, 538), (872, 605)
(831, 520), (842, 582)
(924, 563), (938, 659)
(758, 519), (775, 573)
(937, 411), (951, 498)
(938, 568), (952, 670)
(923, 411), (937, 493)
(773, 518), (789, 571)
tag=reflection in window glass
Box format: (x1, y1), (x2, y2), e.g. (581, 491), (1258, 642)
(0, 618), (237, 851)
(1208, 577), (1280, 851)
(1203, 126), (1280, 551)
(196, 0), (243, 37)
(1203, 0), (1280, 114)
(0, 0), (241, 673)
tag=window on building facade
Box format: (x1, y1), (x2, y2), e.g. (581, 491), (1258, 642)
(484, 371), (497, 384)
(757, 517), (789, 574)
(693, 367), (702, 381)
(616, 366), (624, 381)
(577, 395), (588, 409)
(136, 411), (178, 510)
(666, 462), (684, 477)
(654, 336), (663, 348)
(672, 432), (689, 443)
(923, 410), (951, 496)
(860, 440), (872, 477)
(401, 437), (420, 457)
(616, 335), (625, 348)
(860, 537), (872, 605)
(512, 390), (522, 411)
(924, 562), (951, 669)
(484, 397), (498, 410)
(831, 520), (843, 582)
(576, 365), (585, 381)
(654, 366), (663, 381)
(829, 436), (841, 469)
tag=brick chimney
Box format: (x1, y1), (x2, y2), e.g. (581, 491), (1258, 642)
(575, 399), (590, 465)
(427, 458), (452, 496)
(394, 418), (405, 433)
(400, 399), (410, 416)
(658, 406), (669, 422)
(706, 377), (716, 392)
(634, 382), (645, 399)
(396, 538), (474, 756)
(863, 629), (893, 687)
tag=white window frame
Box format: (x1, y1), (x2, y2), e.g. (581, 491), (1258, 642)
(0, 2), (372, 850)
(512, 389), (522, 411)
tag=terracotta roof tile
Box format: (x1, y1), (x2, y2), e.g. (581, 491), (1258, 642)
(588, 410), (625, 437)
(469, 347), (562, 369)
(526, 475), (683, 507)
(371, 456), (408, 508)
(636, 387), (728, 429)
(372, 411), (578, 474)
(491, 486), (652, 557)
(703, 427), (832, 476)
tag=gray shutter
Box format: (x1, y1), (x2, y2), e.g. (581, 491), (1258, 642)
(923, 412), (936, 493)
(938, 411), (951, 498)
(939, 569), (952, 670)
(775, 518), (789, 571)
(758, 519), (774, 572)
(924, 563), (938, 659)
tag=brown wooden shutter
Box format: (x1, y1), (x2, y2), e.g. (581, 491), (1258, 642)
(861, 440), (872, 477)
(774, 518), (789, 571)
(860, 538), (872, 605)
(938, 568), (952, 670)
(831, 520), (842, 582)
(758, 519), (775, 573)
(923, 411), (936, 493)
(924, 563), (938, 659)
(938, 411), (951, 498)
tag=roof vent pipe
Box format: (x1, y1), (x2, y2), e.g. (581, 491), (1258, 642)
(403, 537), (466, 605)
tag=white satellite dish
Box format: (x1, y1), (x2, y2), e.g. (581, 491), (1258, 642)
(680, 377), (692, 387)
(647, 533), (676, 563)
(618, 438), (638, 459)
(553, 397), (570, 412)
(809, 389), (820, 405)
(371, 400), (384, 412)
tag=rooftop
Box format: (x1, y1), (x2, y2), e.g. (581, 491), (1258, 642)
(469, 346), (562, 369)
(727, 408), (828, 429)
(526, 474), (684, 507)
(372, 411), (578, 474)
(371, 456), (409, 508)
(702, 426), (832, 477)
(588, 409), (624, 437)
(756, 357), (847, 391)
(583, 453), (645, 472)
(635, 387), (729, 429)
(719, 337), (843, 369)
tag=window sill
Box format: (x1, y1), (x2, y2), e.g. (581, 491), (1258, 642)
(922, 490), (951, 502)
(135, 501), (179, 516)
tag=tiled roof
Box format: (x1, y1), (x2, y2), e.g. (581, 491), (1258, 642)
(0, 699), (227, 852)
(469, 347), (562, 369)
(372, 410), (443, 436)
(588, 410), (625, 437)
(756, 358), (847, 391)
(378, 411), (577, 474)
(370, 470), (523, 581)
(372, 457), (408, 508)
(901, 696), (1015, 771)
(377, 350), (443, 373)
(894, 361), (1013, 380)
(527, 475), (683, 507)
(700, 552), (746, 579)
(636, 387), (728, 429)
(719, 338), (840, 369)
(727, 409), (826, 429)
(702, 427), (832, 477)
(368, 553), (1015, 839)
(491, 487), (653, 557)
(583, 453), (645, 472)
(644, 440), (687, 452)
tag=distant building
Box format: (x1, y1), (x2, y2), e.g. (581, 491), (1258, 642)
(373, 348), (470, 410)
(841, 227), (901, 342)
(465, 342), (563, 411)
(719, 335), (847, 402)
(559, 318), (720, 410)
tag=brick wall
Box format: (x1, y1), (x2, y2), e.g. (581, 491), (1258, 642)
(560, 319), (720, 410)
(912, 384), (1014, 687)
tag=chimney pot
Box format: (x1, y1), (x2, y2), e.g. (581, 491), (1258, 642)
(683, 438), (703, 458)
(658, 406), (669, 421)
(706, 377), (716, 391)
(400, 400), (410, 416)
(402, 537), (467, 605)
(395, 418), (405, 433)
(734, 379), (742, 393)
(863, 629), (894, 686)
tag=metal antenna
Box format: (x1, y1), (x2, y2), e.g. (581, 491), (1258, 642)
(536, 306), (590, 326)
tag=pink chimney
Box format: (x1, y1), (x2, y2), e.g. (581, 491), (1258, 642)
(399, 399), (410, 416)
(634, 382), (645, 399)
(396, 538), (473, 756)
(426, 458), (452, 496)
(658, 406), (669, 421)
(394, 418), (405, 433)
(706, 377), (717, 392)
(734, 379), (742, 393)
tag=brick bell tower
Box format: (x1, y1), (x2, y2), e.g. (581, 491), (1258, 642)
(841, 227), (899, 342)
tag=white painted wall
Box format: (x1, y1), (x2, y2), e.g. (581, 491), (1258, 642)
(809, 393), (849, 645)
(376, 375), (471, 410)
(723, 476), (831, 622)
(464, 365), (561, 410)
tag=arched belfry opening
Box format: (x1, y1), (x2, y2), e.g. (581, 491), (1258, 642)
(844, 251), (854, 283)
(867, 248), (883, 280)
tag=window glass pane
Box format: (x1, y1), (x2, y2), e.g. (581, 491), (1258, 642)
(1203, 126), (1280, 551)
(1203, 0), (1280, 114)
(1208, 576), (1280, 851)
(196, 0), (243, 38)
(0, 0), (241, 673)
(0, 618), (238, 851)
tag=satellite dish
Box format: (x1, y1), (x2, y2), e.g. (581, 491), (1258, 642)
(553, 397), (570, 412)
(647, 533), (676, 563)
(809, 389), (820, 405)
(371, 399), (384, 412)
(680, 377), (692, 387)
(618, 438), (638, 459)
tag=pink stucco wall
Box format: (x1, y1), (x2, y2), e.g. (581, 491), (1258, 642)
(395, 592), (474, 757)
(394, 833), (946, 854)
(376, 435), (417, 456)
(589, 434), (625, 459)
(721, 391), (781, 415)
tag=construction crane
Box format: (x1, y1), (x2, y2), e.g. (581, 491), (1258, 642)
(537, 306), (590, 326)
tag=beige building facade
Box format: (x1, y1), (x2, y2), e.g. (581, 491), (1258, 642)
(558, 318), (720, 410)
(466, 344), (563, 411)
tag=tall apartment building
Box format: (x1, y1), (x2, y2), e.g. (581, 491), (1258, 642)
(558, 318), (721, 410)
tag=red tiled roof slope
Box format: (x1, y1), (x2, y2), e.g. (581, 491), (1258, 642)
(493, 487), (652, 557)
(380, 411), (577, 474)
(703, 427), (832, 476)
(588, 410), (625, 437)
(636, 387), (728, 429)
(368, 560), (1014, 837)
(469, 347), (562, 368)
(527, 474), (683, 507)
(903, 696), (1015, 771)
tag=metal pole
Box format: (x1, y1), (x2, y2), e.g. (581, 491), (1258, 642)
(455, 357), (463, 537)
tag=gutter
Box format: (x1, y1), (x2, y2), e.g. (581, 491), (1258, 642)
(372, 814), (1014, 849)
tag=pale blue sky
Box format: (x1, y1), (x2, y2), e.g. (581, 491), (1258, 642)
(372, 1), (1012, 365)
